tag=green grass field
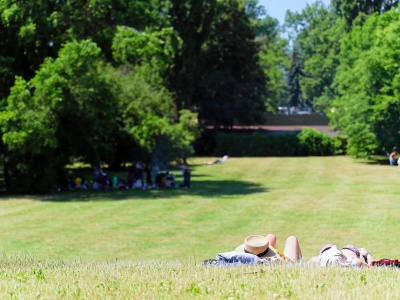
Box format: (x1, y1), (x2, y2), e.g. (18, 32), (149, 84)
(1, 156), (400, 298)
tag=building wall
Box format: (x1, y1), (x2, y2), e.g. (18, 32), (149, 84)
(265, 114), (329, 126)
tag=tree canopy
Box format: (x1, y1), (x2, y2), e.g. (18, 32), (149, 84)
(0, 0), (275, 192)
(3, 0), (400, 192)
(330, 9), (400, 156)
(284, 0), (400, 157)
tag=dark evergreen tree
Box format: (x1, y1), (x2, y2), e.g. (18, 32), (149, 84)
(288, 49), (310, 109)
(194, 0), (267, 126)
(167, 0), (217, 112)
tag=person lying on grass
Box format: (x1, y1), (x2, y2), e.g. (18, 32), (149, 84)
(261, 233), (303, 263)
(205, 234), (303, 266)
(308, 244), (375, 267)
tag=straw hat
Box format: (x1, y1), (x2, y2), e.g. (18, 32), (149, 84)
(235, 235), (278, 258)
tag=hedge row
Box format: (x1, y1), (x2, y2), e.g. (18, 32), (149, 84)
(195, 128), (343, 157)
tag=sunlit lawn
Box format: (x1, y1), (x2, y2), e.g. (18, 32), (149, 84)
(1, 156), (400, 298)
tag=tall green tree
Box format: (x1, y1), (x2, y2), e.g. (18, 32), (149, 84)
(285, 1), (346, 113)
(111, 26), (200, 164)
(0, 0), (279, 192)
(165, 0), (267, 126)
(193, 0), (267, 126)
(331, 0), (399, 29)
(0, 40), (118, 192)
(0, 0), (157, 100)
(330, 9), (400, 157)
(167, 0), (217, 112)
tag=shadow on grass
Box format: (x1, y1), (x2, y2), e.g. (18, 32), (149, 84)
(13, 180), (267, 202)
(359, 155), (391, 166)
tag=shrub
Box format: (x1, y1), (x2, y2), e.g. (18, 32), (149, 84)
(212, 132), (300, 157)
(198, 129), (339, 157)
(297, 128), (336, 156)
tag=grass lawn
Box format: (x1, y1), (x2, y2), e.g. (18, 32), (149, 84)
(1, 156), (400, 298)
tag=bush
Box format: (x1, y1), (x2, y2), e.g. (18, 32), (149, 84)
(297, 128), (336, 156)
(197, 129), (339, 157)
(212, 132), (300, 157)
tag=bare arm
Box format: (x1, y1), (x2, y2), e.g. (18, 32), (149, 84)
(359, 248), (375, 266)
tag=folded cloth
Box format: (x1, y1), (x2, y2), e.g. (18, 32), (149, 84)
(371, 259), (400, 267)
(215, 251), (270, 266)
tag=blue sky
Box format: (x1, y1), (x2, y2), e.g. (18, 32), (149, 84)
(257, 0), (331, 24)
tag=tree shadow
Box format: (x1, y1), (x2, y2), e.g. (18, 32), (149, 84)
(360, 155), (390, 166)
(10, 180), (268, 202)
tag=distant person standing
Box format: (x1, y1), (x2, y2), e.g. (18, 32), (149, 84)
(182, 165), (191, 188)
(151, 164), (159, 188)
(389, 147), (397, 165)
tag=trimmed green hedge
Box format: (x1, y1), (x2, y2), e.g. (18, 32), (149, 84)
(196, 128), (340, 156)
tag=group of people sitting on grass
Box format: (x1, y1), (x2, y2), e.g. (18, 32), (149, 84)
(67, 162), (191, 191)
(67, 168), (112, 190)
(124, 161), (191, 190)
(205, 234), (398, 268)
